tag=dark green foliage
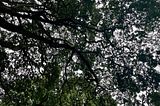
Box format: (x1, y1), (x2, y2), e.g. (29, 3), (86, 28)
(150, 92), (160, 106)
(0, 0), (160, 105)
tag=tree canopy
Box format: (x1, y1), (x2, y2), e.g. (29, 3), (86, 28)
(0, 0), (160, 105)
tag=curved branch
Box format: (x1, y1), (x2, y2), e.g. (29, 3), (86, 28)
(0, 40), (38, 51)
(76, 51), (99, 84)
(0, 16), (74, 50)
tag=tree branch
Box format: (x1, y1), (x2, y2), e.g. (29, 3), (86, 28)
(76, 51), (99, 84)
(0, 40), (38, 51)
(0, 16), (74, 50)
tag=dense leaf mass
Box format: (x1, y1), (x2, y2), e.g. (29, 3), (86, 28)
(0, 0), (160, 105)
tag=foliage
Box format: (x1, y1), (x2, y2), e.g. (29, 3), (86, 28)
(150, 92), (160, 106)
(0, 0), (160, 105)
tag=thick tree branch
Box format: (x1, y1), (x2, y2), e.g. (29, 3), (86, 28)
(76, 51), (99, 84)
(0, 2), (100, 86)
(0, 16), (99, 85)
(0, 40), (38, 51)
(0, 16), (74, 50)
